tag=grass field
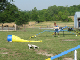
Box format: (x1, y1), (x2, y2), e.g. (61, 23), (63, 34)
(33, 21), (74, 28)
(0, 21), (80, 60)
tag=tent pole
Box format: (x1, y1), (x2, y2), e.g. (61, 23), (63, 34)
(74, 50), (77, 60)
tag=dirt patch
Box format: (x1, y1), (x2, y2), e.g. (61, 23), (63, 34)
(31, 49), (74, 60)
(0, 48), (8, 50)
(34, 49), (74, 60)
(62, 39), (77, 41)
(8, 51), (21, 57)
(0, 48), (8, 54)
(1, 52), (8, 54)
(63, 58), (74, 60)
(0, 48), (21, 56)
(34, 49), (54, 57)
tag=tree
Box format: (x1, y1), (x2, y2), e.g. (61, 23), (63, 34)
(0, 0), (14, 12)
(58, 11), (63, 21)
(68, 18), (72, 22)
(53, 14), (59, 21)
(0, 0), (13, 2)
(15, 11), (29, 31)
(0, 2), (19, 23)
(5, 3), (18, 22)
(0, 12), (6, 23)
(61, 15), (67, 21)
(48, 5), (59, 16)
(15, 12), (29, 25)
(31, 7), (39, 22)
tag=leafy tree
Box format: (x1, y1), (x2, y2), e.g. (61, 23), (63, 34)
(0, 0), (30, 26)
(38, 10), (45, 22)
(23, 4), (80, 22)
(0, 0), (14, 12)
(58, 11), (63, 21)
(61, 15), (68, 21)
(48, 5), (59, 16)
(0, 12), (6, 23)
(38, 15), (45, 22)
(0, 0), (13, 2)
(4, 3), (18, 22)
(0, 0), (6, 2)
(53, 14), (59, 21)
(15, 12), (29, 25)
(68, 18), (73, 22)
(0, 2), (19, 23)
(31, 7), (39, 22)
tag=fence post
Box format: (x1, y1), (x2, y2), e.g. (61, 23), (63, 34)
(40, 26), (41, 30)
(74, 50), (77, 60)
(8, 26), (9, 31)
(2, 24), (3, 31)
(15, 24), (16, 31)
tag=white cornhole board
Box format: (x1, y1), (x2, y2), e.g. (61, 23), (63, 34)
(32, 45), (39, 49)
(28, 44), (32, 49)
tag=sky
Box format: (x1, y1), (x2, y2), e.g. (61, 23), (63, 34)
(9, 0), (80, 11)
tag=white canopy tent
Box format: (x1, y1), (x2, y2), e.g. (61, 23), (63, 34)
(74, 12), (80, 29)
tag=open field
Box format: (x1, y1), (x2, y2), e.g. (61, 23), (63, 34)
(0, 21), (74, 28)
(0, 21), (80, 60)
(29, 21), (74, 28)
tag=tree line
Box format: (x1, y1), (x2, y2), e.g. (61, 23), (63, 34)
(0, 0), (80, 25)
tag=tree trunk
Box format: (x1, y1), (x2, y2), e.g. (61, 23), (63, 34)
(24, 24), (26, 32)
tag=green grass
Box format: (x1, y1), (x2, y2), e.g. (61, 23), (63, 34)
(0, 24), (80, 60)
(33, 21), (74, 28)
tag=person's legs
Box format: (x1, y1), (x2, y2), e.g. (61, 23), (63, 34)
(58, 33), (59, 35)
(53, 32), (55, 36)
(58, 32), (60, 37)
